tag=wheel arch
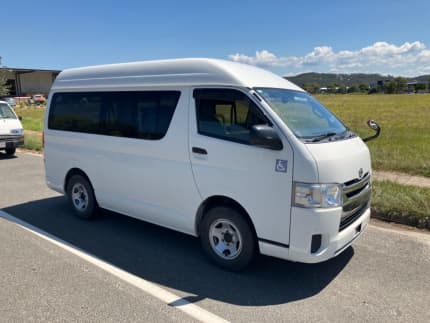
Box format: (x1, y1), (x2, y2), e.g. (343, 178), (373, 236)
(64, 168), (95, 196)
(195, 195), (258, 248)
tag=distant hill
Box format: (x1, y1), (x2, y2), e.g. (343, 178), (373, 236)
(285, 72), (430, 87)
(413, 75), (430, 84)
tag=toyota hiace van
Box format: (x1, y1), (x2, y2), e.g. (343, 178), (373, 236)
(44, 59), (379, 270)
(0, 100), (24, 156)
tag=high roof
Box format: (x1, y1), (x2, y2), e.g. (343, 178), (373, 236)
(0, 67), (61, 74)
(52, 58), (303, 91)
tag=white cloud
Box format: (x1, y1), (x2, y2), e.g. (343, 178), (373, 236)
(228, 41), (430, 76)
(418, 49), (430, 61)
(302, 46), (334, 65)
(229, 50), (292, 67)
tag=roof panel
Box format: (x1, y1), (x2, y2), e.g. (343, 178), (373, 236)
(52, 58), (303, 91)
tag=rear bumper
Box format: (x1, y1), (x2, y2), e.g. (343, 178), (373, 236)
(0, 136), (24, 150)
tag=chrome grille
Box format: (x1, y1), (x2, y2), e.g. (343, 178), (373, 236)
(339, 172), (371, 231)
(0, 135), (21, 142)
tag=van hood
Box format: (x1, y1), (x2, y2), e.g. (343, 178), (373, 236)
(0, 119), (23, 135)
(305, 137), (371, 184)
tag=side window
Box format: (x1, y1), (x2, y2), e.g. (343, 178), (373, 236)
(48, 91), (180, 140)
(102, 92), (137, 138)
(135, 91), (180, 140)
(194, 89), (267, 144)
(48, 93), (102, 133)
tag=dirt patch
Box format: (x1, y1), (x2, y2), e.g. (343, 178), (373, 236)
(373, 170), (430, 188)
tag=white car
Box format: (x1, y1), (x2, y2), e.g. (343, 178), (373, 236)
(0, 100), (24, 156)
(44, 59), (378, 270)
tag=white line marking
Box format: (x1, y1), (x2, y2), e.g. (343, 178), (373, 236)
(0, 210), (229, 323)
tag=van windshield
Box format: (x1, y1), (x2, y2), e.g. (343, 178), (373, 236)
(0, 103), (17, 119)
(255, 88), (352, 142)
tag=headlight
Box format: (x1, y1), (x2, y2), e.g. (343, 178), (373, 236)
(10, 128), (23, 135)
(293, 182), (342, 208)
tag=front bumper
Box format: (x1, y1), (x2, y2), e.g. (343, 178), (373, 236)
(257, 206), (370, 263)
(287, 206), (370, 263)
(0, 135), (24, 150)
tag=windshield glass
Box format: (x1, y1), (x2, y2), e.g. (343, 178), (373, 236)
(0, 103), (17, 119)
(255, 88), (347, 140)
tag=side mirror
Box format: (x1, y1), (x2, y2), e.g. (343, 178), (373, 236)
(18, 116), (22, 121)
(250, 125), (283, 150)
(362, 119), (381, 142)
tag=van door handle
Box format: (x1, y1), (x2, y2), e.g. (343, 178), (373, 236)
(192, 147), (208, 155)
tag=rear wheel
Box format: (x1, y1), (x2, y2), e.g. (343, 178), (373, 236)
(66, 174), (98, 219)
(200, 207), (256, 271)
(5, 148), (16, 155)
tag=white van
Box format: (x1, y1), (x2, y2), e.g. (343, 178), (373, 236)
(44, 59), (379, 270)
(0, 100), (24, 156)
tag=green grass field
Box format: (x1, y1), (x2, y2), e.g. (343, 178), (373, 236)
(317, 94), (430, 177)
(13, 107), (45, 151)
(23, 133), (43, 151)
(14, 107), (45, 132)
(372, 181), (430, 229)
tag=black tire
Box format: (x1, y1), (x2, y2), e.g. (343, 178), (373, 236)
(5, 148), (16, 155)
(66, 174), (98, 219)
(199, 207), (256, 271)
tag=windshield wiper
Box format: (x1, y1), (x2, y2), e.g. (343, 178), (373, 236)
(307, 132), (337, 142)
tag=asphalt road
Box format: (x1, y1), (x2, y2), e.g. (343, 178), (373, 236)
(1, 151), (429, 322)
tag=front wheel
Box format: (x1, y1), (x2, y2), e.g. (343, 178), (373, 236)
(66, 174), (98, 219)
(199, 207), (256, 271)
(5, 148), (16, 156)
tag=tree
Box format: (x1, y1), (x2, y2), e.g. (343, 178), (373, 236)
(327, 83), (338, 93)
(347, 85), (358, 93)
(303, 83), (320, 94)
(368, 87), (378, 94)
(0, 70), (10, 97)
(415, 83), (426, 92)
(384, 80), (396, 94)
(394, 77), (407, 93)
(384, 77), (407, 94)
(358, 83), (368, 93)
(337, 85), (347, 94)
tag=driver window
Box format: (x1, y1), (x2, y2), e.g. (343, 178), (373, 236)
(194, 89), (267, 144)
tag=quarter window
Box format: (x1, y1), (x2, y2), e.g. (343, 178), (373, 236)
(48, 93), (103, 134)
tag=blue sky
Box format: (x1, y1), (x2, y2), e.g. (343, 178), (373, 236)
(1, 0), (430, 76)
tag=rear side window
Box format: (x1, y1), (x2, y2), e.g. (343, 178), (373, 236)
(194, 89), (267, 144)
(48, 93), (102, 134)
(48, 91), (180, 140)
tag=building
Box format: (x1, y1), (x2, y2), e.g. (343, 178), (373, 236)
(0, 67), (61, 96)
(406, 80), (427, 93)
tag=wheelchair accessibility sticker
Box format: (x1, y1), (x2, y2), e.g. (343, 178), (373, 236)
(275, 159), (288, 173)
